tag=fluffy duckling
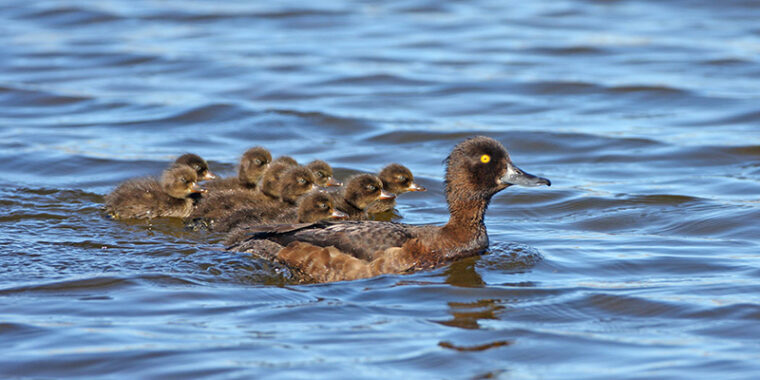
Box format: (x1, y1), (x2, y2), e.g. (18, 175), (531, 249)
(226, 136), (550, 283)
(188, 165), (316, 228)
(204, 147), (271, 192)
(366, 163), (426, 214)
(174, 153), (216, 181)
(257, 162), (294, 201)
(273, 155), (298, 167)
(105, 165), (205, 219)
(333, 174), (396, 220)
(306, 160), (342, 187)
(223, 191), (348, 240)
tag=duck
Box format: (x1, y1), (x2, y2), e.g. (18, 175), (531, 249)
(332, 174), (396, 220)
(223, 191), (348, 242)
(306, 160), (342, 187)
(366, 163), (426, 215)
(188, 164), (317, 229)
(257, 161), (294, 201)
(225, 136), (550, 283)
(272, 155), (298, 167)
(204, 147), (271, 192)
(105, 165), (205, 219)
(174, 153), (216, 181)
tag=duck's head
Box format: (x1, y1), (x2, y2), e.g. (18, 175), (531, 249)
(174, 153), (215, 181)
(445, 136), (550, 201)
(307, 160), (342, 187)
(260, 162), (292, 199)
(272, 155), (298, 167)
(161, 165), (205, 199)
(238, 146), (271, 186)
(344, 174), (396, 210)
(297, 191), (348, 223)
(279, 166), (317, 204)
(378, 163), (426, 194)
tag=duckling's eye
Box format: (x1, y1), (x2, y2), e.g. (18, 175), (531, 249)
(318, 202), (327, 209)
(316, 171), (325, 178)
(180, 178), (189, 184)
(480, 154), (491, 164)
(298, 178), (307, 184)
(193, 164), (201, 171)
(254, 159), (262, 165)
(398, 176), (407, 182)
(366, 185), (377, 191)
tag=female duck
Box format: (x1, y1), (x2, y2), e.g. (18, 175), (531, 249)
(226, 136), (550, 283)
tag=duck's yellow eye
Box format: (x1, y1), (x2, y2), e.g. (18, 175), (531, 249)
(480, 154), (491, 163)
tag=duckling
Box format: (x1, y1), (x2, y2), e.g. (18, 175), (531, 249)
(226, 136), (550, 283)
(257, 162), (294, 201)
(204, 147), (271, 192)
(188, 164), (316, 229)
(223, 191), (348, 241)
(174, 153), (216, 181)
(333, 174), (396, 220)
(272, 155), (298, 167)
(105, 165), (204, 219)
(306, 160), (342, 187)
(366, 163), (426, 215)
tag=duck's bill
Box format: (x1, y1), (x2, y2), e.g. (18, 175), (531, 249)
(330, 209), (349, 219)
(407, 182), (426, 192)
(326, 177), (343, 187)
(500, 163), (551, 187)
(190, 183), (208, 194)
(202, 171), (217, 181)
(379, 189), (396, 200)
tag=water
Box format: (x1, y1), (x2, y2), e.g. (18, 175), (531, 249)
(2, 0), (760, 378)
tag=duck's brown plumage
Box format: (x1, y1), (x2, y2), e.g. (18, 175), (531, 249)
(226, 136), (550, 283)
(105, 165), (204, 219)
(174, 153), (216, 181)
(366, 163), (426, 214)
(203, 147), (271, 192)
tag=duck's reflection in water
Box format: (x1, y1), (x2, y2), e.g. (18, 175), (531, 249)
(436, 255), (515, 351)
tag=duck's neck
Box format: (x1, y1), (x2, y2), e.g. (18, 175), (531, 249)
(438, 188), (492, 257)
(442, 197), (489, 235)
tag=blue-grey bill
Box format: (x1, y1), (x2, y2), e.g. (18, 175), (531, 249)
(500, 163), (551, 187)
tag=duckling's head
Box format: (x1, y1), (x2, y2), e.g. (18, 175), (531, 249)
(273, 155), (298, 167)
(161, 165), (204, 199)
(307, 160), (342, 187)
(279, 166), (317, 204)
(344, 174), (395, 210)
(297, 191), (348, 223)
(259, 162), (292, 199)
(378, 163), (426, 194)
(238, 146), (271, 186)
(174, 153), (215, 181)
(445, 136), (550, 201)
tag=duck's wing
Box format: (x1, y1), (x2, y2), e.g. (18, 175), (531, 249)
(231, 220), (415, 261)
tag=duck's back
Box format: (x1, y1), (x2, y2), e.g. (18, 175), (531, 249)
(233, 220), (417, 261)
